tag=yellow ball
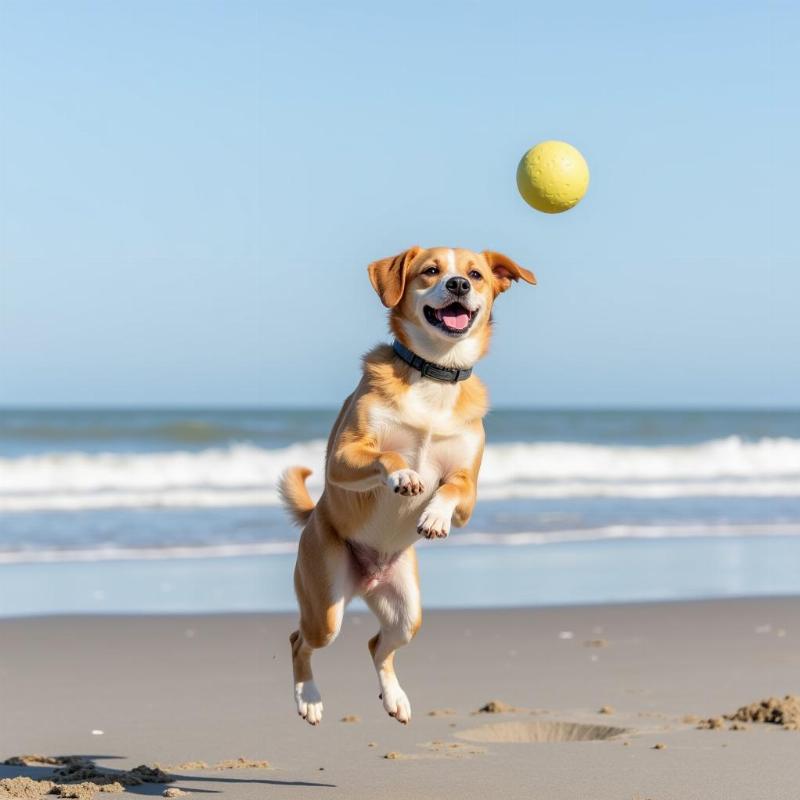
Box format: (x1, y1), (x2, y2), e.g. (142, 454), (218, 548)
(516, 140), (590, 214)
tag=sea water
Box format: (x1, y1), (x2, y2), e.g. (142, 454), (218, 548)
(1, 408), (798, 615)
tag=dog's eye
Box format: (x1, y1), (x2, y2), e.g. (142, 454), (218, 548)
(469, 270), (483, 281)
(423, 266), (440, 276)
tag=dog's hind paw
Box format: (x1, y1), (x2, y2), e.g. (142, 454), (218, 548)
(381, 682), (412, 724)
(295, 680), (323, 725)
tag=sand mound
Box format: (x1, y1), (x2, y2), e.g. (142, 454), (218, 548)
(475, 700), (518, 714)
(0, 777), (55, 799)
(697, 717), (726, 730)
(58, 783), (123, 798)
(2, 758), (63, 768)
(455, 720), (628, 743)
(0, 756), (172, 799)
(0, 777), (124, 799)
(208, 759), (269, 771)
(160, 758), (269, 772)
(726, 695), (800, 730)
(52, 760), (169, 787)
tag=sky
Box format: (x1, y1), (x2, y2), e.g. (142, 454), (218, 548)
(0, 0), (797, 408)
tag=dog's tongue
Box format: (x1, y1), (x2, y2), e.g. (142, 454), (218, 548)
(440, 306), (470, 330)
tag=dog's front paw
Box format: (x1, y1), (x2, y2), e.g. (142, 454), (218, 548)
(386, 469), (425, 496)
(295, 680), (323, 726)
(417, 504), (451, 539)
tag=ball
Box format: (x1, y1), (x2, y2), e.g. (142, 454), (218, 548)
(516, 140), (590, 213)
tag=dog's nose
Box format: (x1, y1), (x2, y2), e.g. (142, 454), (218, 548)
(445, 276), (471, 296)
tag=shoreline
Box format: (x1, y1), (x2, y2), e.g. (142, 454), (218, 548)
(2, 598), (799, 799)
(3, 535), (800, 618)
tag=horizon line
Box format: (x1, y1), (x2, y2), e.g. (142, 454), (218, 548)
(0, 404), (798, 413)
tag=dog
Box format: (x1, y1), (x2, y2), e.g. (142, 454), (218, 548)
(279, 246), (535, 725)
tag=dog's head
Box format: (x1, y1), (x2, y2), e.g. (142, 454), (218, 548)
(368, 247), (536, 368)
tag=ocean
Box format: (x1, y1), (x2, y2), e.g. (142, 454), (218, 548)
(1, 407), (799, 615)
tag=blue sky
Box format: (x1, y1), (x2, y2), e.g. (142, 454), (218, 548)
(0, 0), (797, 407)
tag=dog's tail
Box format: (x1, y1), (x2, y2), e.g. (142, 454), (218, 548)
(278, 466), (315, 526)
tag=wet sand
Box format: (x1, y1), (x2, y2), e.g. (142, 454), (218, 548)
(1, 598), (799, 799)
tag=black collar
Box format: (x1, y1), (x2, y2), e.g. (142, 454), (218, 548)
(392, 340), (473, 383)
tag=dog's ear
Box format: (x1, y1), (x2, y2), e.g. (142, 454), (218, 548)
(482, 251), (537, 294)
(367, 246), (422, 308)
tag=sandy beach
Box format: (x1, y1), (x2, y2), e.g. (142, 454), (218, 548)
(2, 597), (799, 799)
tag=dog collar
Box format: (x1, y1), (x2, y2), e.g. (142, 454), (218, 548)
(392, 340), (473, 383)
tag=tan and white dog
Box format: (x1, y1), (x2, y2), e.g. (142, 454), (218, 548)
(279, 246), (535, 726)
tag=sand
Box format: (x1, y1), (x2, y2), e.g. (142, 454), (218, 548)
(159, 759), (270, 772)
(474, 699), (519, 714)
(1, 598), (799, 799)
(726, 695), (800, 729)
(0, 756), (170, 798)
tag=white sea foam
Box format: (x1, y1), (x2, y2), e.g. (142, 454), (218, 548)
(1, 523), (798, 565)
(1, 436), (799, 512)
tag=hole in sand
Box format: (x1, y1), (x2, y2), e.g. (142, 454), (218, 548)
(455, 720), (628, 743)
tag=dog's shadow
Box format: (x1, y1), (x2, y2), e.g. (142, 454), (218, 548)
(0, 755), (336, 794)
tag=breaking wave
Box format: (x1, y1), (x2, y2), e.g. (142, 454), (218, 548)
(1, 436), (799, 512)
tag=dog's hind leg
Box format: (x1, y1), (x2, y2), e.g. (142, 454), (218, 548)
(364, 546), (422, 724)
(290, 522), (350, 726)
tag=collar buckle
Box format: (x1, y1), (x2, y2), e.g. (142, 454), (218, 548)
(392, 340), (472, 383)
(419, 361), (435, 380)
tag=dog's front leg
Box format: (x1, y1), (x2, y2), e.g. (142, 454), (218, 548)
(416, 468), (477, 539)
(327, 436), (425, 496)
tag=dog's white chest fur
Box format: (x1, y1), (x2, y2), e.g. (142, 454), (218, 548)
(374, 380), (475, 471)
(357, 381), (481, 552)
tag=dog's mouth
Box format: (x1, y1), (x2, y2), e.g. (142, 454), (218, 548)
(423, 302), (479, 336)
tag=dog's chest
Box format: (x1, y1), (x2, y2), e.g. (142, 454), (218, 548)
(370, 384), (478, 487)
(353, 385), (481, 552)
